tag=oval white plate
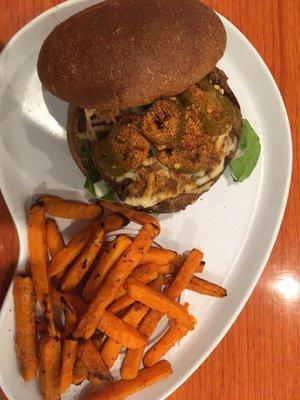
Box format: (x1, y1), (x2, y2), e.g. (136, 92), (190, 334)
(0, 1), (292, 399)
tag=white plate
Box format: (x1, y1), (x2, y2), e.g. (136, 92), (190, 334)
(0, 1), (292, 399)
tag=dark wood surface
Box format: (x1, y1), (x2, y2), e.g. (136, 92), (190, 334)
(0, 1), (299, 399)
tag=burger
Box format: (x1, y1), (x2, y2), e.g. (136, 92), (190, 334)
(37, 0), (244, 213)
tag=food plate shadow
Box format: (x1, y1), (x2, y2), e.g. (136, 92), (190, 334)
(42, 88), (68, 130)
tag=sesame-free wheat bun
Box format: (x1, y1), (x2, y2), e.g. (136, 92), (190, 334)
(38, 0), (242, 213)
(38, 0), (226, 111)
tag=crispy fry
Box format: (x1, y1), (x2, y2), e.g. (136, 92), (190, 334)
(131, 265), (159, 282)
(100, 201), (160, 232)
(28, 204), (58, 338)
(120, 276), (165, 380)
(63, 293), (88, 320)
(110, 265), (159, 305)
(82, 236), (132, 301)
(50, 288), (88, 323)
(71, 223), (159, 340)
(59, 339), (77, 393)
(101, 302), (149, 368)
(46, 219), (65, 282)
(59, 305), (78, 394)
(101, 338), (122, 370)
(120, 347), (144, 380)
(72, 358), (88, 385)
(39, 334), (61, 400)
(84, 360), (172, 400)
(143, 320), (189, 367)
(154, 263), (175, 275)
(64, 308), (77, 336)
(100, 213), (130, 232)
(39, 195), (102, 220)
(77, 340), (112, 383)
(197, 260), (206, 273)
(98, 311), (147, 349)
(107, 268), (158, 315)
(13, 276), (38, 381)
(122, 249), (202, 374)
(169, 256), (205, 274)
(60, 225), (104, 292)
(125, 278), (195, 330)
(46, 219), (65, 259)
(140, 247), (177, 266)
(187, 276), (227, 297)
(48, 220), (97, 278)
(165, 249), (203, 300)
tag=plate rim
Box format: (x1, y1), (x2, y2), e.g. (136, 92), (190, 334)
(0, 1), (292, 399)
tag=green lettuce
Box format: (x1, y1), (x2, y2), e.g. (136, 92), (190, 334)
(230, 119), (261, 182)
(80, 144), (113, 199)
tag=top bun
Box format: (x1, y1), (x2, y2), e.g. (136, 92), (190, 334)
(38, 0), (226, 110)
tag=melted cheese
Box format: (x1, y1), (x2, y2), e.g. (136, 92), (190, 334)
(124, 134), (237, 208)
(84, 109), (98, 142)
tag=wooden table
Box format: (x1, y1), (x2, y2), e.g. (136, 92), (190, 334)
(0, 1), (299, 399)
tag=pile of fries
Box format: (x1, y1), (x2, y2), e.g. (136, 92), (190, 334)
(13, 195), (227, 400)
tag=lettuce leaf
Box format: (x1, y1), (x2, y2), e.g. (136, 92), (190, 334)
(84, 166), (101, 197)
(230, 119), (261, 182)
(99, 192), (115, 201)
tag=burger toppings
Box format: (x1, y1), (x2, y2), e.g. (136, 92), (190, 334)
(78, 71), (246, 209)
(141, 99), (184, 148)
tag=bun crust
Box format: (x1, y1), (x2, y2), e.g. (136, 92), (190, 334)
(38, 0), (226, 110)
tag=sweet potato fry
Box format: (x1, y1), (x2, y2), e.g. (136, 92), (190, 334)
(98, 311), (147, 349)
(100, 201), (160, 232)
(131, 265), (159, 282)
(120, 249), (202, 375)
(64, 307), (77, 336)
(125, 278), (195, 330)
(120, 276), (165, 380)
(165, 248), (203, 300)
(39, 334), (61, 400)
(187, 276), (227, 297)
(84, 360), (172, 400)
(101, 338), (123, 370)
(196, 260), (206, 273)
(101, 302), (149, 368)
(71, 223), (159, 340)
(100, 213), (130, 232)
(77, 340), (112, 383)
(82, 236), (132, 301)
(72, 358), (88, 385)
(48, 220), (97, 277)
(50, 288), (88, 322)
(46, 219), (65, 282)
(13, 276), (38, 381)
(143, 320), (189, 367)
(120, 347), (144, 381)
(28, 204), (58, 338)
(139, 247), (177, 266)
(59, 339), (77, 393)
(169, 256), (205, 274)
(46, 219), (65, 259)
(39, 195), (102, 220)
(59, 305), (78, 394)
(107, 268), (158, 315)
(60, 225), (105, 292)
(154, 263), (175, 275)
